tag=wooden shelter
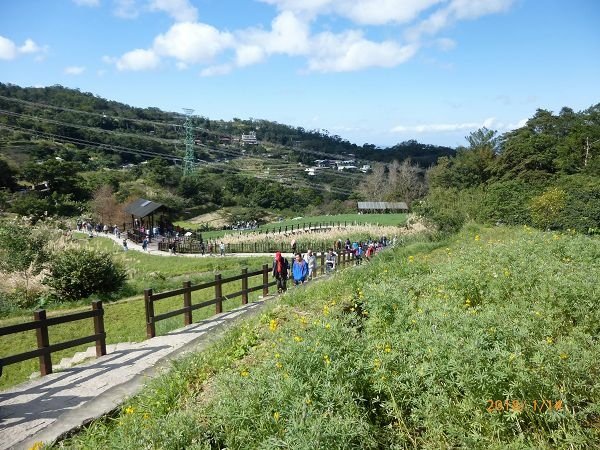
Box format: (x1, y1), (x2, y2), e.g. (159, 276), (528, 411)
(124, 199), (169, 242)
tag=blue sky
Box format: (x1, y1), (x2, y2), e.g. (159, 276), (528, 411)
(1, 0), (599, 147)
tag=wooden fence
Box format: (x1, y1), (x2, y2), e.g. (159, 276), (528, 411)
(158, 240), (335, 254)
(0, 301), (106, 377)
(143, 250), (356, 338)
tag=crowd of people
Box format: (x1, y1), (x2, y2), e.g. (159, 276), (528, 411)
(272, 236), (392, 293)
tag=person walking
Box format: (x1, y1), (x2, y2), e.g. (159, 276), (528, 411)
(325, 248), (337, 273)
(272, 251), (290, 293)
(122, 238), (128, 251)
(219, 241), (225, 256)
(291, 239), (297, 254)
(304, 249), (317, 280)
(142, 237), (148, 251)
(292, 253), (309, 286)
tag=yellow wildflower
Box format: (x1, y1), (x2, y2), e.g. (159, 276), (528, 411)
(408, 255), (414, 263)
(273, 411), (280, 421)
(276, 362), (283, 369)
(384, 345), (391, 353)
(143, 413), (150, 419)
(323, 306), (330, 316)
(29, 442), (44, 450)
(559, 353), (568, 360)
(325, 323), (331, 329)
(275, 353), (280, 358)
(269, 319), (278, 332)
(546, 337), (554, 344)
(294, 335), (303, 342)
(323, 354), (331, 365)
(124, 406), (134, 415)
(240, 370), (249, 377)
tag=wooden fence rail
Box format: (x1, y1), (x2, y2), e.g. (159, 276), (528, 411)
(143, 251), (356, 338)
(0, 301), (106, 378)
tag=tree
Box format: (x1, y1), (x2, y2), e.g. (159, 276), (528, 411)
(0, 158), (18, 190)
(90, 185), (127, 225)
(386, 160), (427, 206)
(358, 164), (387, 200)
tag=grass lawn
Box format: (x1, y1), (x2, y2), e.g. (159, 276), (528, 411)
(58, 225), (600, 448)
(0, 236), (271, 391)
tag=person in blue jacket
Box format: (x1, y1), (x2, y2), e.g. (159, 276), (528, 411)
(291, 252), (309, 285)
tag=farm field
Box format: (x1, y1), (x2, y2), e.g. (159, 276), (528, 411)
(57, 225), (600, 448)
(175, 213), (408, 239)
(0, 235), (271, 390)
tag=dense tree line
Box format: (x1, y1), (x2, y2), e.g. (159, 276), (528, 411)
(418, 106), (600, 232)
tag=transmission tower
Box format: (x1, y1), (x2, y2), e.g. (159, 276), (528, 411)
(182, 108), (195, 176)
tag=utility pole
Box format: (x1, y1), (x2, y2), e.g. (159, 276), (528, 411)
(182, 108), (195, 176)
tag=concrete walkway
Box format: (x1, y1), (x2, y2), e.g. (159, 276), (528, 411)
(0, 300), (268, 450)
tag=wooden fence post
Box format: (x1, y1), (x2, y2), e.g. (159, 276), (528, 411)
(262, 263), (269, 297)
(144, 288), (156, 339)
(320, 251), (325, 275)
(241, 268), (249, 304)
(34, 309), (52, 376)
(92, 301), (106, 357)
(215, 274), (223, 314)
(183, 281), (192, 326)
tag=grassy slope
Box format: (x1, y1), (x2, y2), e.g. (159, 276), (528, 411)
(58, 225), (600, 449)
(0, 236), (271, 391)
(175, 213), (407, 239)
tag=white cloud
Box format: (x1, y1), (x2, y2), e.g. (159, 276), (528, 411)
(391, 117), (497, 133)
(0, 36), (17, 60)
(108, 0), (514, 75)
(64, 66), (86, 75)
(259, 0), (443, 25)
(0, 35), (45, 60)
(116, 48), (160, 70)
(148, 0), (198, 22)
(114, 0), (140, 19)
(72, 0), (100, 6)
(153, 22), (234, 64)
(435, 37), (456, 51)
(19, 39), (42, 54)
(309, 30), (418, 72)
(407, 0), (514, 41)
(247, 11), (310, 56)
(391, 116), (529, 134)
(200, 64), (232, 77)
(235, 45), (266, 67)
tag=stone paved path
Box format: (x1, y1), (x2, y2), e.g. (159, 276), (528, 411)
(0, 300), (266, 450)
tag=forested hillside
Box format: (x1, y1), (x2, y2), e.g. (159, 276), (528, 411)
(417, 107), (600, 233)
(0, 83), (455, 221)
(1, 83), (598, 234)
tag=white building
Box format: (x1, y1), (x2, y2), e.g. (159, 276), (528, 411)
(241, 131), (258, 145)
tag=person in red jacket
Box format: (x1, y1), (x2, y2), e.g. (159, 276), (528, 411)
(272, 251), (289, 293)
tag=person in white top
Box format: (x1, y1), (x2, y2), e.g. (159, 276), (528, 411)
(304, 249), (317, 280)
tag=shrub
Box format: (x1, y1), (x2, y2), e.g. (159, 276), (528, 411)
(529, 187), (567, 229)
(43, 249), (127, 301)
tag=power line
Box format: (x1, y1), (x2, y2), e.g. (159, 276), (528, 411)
(1, 123), (355, 196)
